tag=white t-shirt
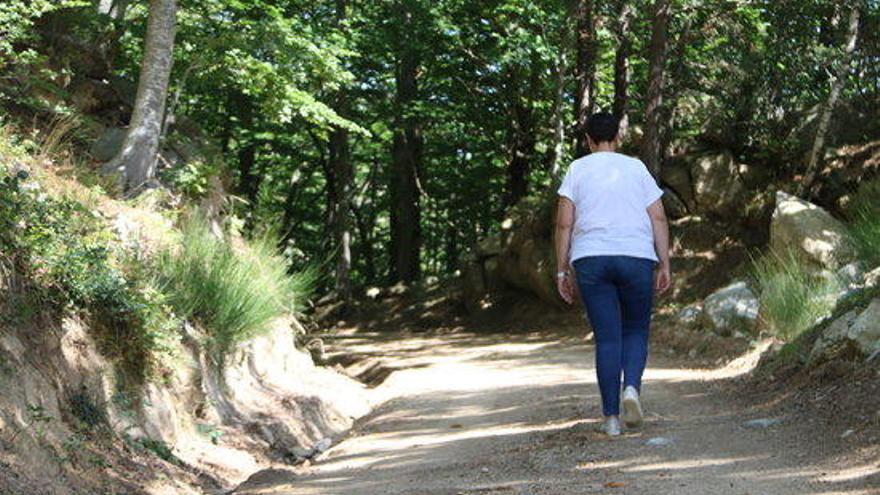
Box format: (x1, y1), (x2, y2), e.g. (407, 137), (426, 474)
(557, 151), (664, 263)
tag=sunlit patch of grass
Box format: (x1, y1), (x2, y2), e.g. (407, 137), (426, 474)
(751, 249), (840, 340)
(849, 192), (880, 268)
(156, 215), (316, 361)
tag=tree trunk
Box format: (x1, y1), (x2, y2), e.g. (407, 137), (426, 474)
(390, 6), (422, 283)
(97, 0), (130, 20)
(351, 203), (377, 284)
(549, 51), (567, 181)
(503, 63), (538, 209)
(800, 5), (860, 196)
(103, 0), (177, 192)
(573, 0), (597, 158)
(612, 0), (633, 120)
(233, 92), (261, 205)
(329, 0), (354, 301)
(329, 121), (353, 298)
(641, 0), (670, 177)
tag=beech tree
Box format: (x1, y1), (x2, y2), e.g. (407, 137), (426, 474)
(22, 0), (876, 291)
(573, 0), (597, 158)
(800, 3), (861, 195)
(389, 2), (423, 283)
(103, 0), (177, 191)
(641, 0), (670, 176)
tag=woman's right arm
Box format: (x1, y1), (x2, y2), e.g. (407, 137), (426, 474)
(647, 199), (671, 292)
(555, 197), (576, 304)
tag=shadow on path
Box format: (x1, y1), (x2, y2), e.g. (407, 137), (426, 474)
(233, 332), (879, 495)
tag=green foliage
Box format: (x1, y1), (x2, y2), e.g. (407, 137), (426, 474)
(751, 249), (840, 340)
(10, 404), (54, 443)
(130, 437), (179, 465)
(0, 1), (84, 68)
(849, 214), (880, 268)
(68, 389), (107, 429)
(159, 159), (221, 199)
(0, 166), (179, 383)
(156, 215), (315, 361)
(3, 0), (880, 292)
(196, 423), (223, 445)
(847, 178), (880, 267)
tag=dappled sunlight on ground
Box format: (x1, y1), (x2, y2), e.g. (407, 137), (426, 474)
(233, 332), (879, 495)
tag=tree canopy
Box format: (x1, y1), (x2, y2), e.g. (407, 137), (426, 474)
(2, 0), (878, 292)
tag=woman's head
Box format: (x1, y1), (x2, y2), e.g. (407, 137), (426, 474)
(586, 112), (620, 150)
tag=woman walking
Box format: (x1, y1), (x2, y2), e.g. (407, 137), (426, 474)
(554, 112), (671, 437)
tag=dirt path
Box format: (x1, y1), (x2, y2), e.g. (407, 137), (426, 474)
(233, 332), (878, 495)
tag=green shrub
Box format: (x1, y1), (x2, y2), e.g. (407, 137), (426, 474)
(850, 210), (880, 267)
(159, 159), (223, 199)
(751, 249), (840, 340)
(847, 177), (880, 220)
(0, 168), (178, 383)
(848, 179), (880, 267)
(157, 216), (315, 361)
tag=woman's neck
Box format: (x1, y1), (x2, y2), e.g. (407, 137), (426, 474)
(591, 142), (616, 153)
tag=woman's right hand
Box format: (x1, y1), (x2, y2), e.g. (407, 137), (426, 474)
(654, 262), (671, 293)
(557, 272), (575, 304)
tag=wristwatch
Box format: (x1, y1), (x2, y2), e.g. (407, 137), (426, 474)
(556, 271), (568, 279)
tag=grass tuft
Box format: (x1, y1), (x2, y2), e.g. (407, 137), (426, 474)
(157, 215), (315, 361)
(750, 249), (840, 340)
(848, 179), (880, 267)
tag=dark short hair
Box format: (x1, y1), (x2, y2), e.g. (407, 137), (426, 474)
(586, 112), (620, 144)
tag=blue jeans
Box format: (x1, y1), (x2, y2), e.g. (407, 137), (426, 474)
(573, 256), (655, 417)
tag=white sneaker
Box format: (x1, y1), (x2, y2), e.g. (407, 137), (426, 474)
(598, 416), (621, 437)
(622, 386), (644, 428)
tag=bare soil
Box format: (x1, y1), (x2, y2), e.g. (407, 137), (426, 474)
(232, 327), (880, 495)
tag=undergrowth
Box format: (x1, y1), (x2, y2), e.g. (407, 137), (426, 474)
(0, 120), (313, 383)
(156, 215), (316, 362)
(750, 249), (840, 340)
(848, 178), (880, 267)
(0, 158), (178, 384)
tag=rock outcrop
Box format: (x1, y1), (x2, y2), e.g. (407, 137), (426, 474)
(461, 195), (563, 310)
(688, 149), (745, 217)
(662, 148), (746, 218)
(700, 282), (759, 336)
(770, 191), (856, 270)
(0, 311), (369, 493)
(809, 299), (880, 364)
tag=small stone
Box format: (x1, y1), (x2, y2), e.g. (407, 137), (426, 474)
(289, 447), (312, 459)
(701, 281), (759, 336)
(742, 418), (783, 429)
(481, 467), (489, 473)
(841, 429), (855, 439)
(314, 438), (332, 453)
(645, 437), (674, 447)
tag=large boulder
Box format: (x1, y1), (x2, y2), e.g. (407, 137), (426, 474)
(494, 195), (564, 306)
(90, 127), (127, 162)
(661, 187), (690, 219)
(476, 234), (502, 258)
(809, 299), (880, 364)
(686, 149), (744, 217)
(770, 191), (857, 270)
(701, 282), (759, 336)
(848, 299), (880, 356)
(809, 310), (860, 365)
(660, 159), (696, 210)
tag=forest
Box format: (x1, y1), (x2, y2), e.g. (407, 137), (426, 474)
(0, 1), (879, 494)
(3, 0), (878, 295)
